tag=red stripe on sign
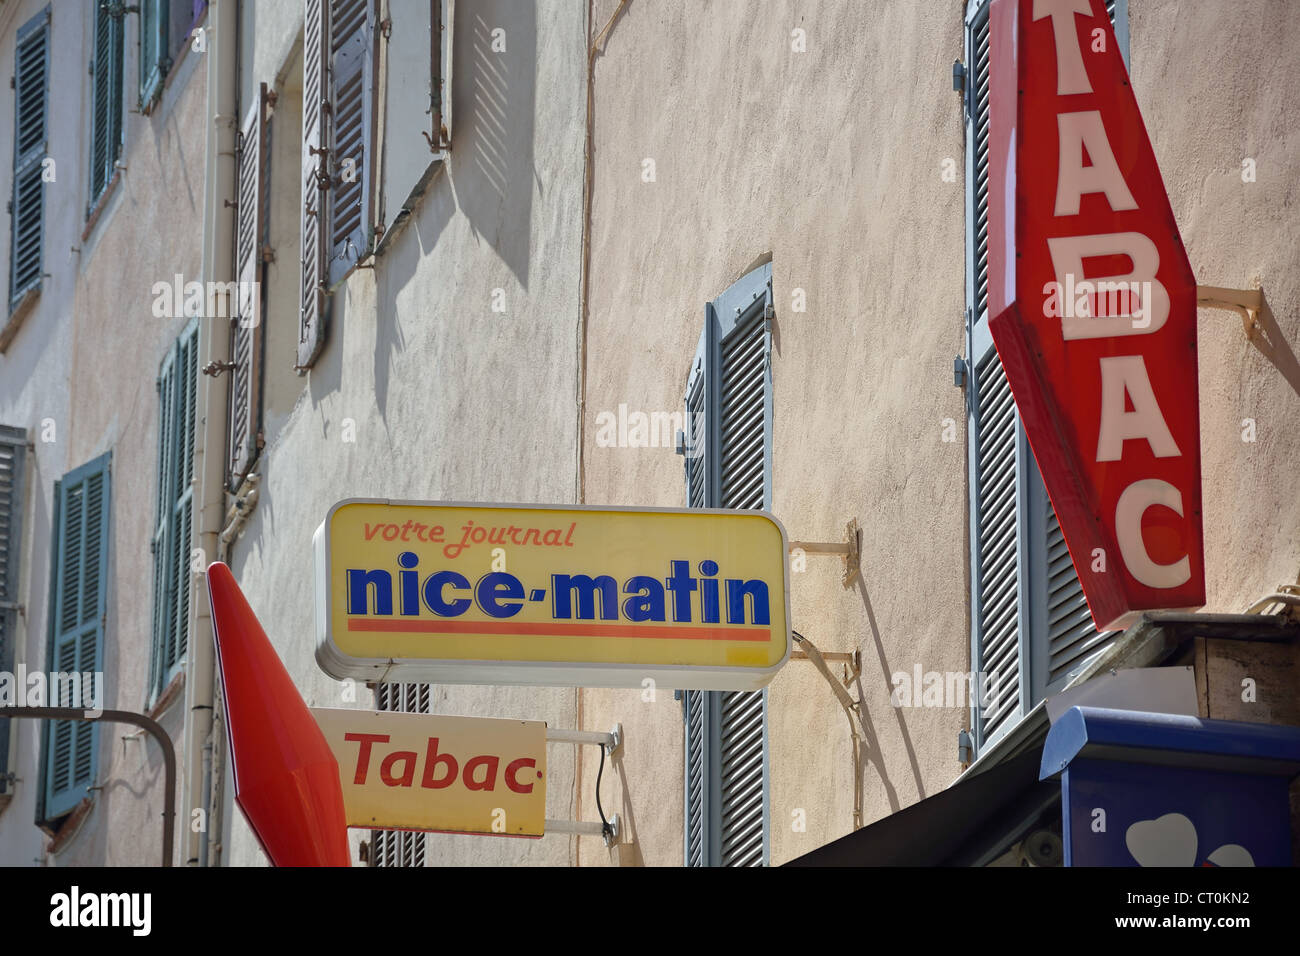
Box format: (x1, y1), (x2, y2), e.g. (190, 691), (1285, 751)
(345, 619), (772, 642)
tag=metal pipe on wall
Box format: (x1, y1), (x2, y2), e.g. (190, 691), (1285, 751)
(184, 0), (239, 867)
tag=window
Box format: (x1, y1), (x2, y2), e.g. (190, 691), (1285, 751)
(375, 0), (453, 254)
(139, 0), (170, 107)
(680, 262), (773, 867)
(229, 84), (268, 491)
(962, 0), (1128, 754)
(298, 0), (453, 369)
(88, 1), (125, 212)
(149, 322), (197, 702)
(298, 0), (376, 370)
(0, 426), (28, 799)
(40, 452), (111, 822)
(9, 8), (49, 315)
(369, 682), (430, 867)
(139, 1), (209, 110)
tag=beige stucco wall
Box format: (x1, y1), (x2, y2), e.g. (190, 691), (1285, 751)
(1131, 1), (1300, 616)
(575, 0), (1300, 867)
(578, 0), (970, 866)
(0, 1), (207, 864)
(222, 0), (589, 866)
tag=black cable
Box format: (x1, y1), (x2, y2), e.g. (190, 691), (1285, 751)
(595, 740), (613, 842)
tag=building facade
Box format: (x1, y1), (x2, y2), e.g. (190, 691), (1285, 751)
(0, 0), (1296, 867)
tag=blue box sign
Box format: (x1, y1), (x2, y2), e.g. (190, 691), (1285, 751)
(1041, 707), (1300, 867)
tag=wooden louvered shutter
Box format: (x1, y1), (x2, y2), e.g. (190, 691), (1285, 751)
(170, 327), (198, 673)
(139, 0), (170, 108)
(966, 0), (1027, 751)
(150, 345), (177, 698)
(714, 268), (772, 868)
(229, 85), (267, 489)
(88, 2), (123, 208)
(150, 324), (197, 698)
(682, 328), (710, 867)
(298, 0), (330, 370)
(9, 9), (49, 311)
(964, 0), (1126, 752)
(0, 427), (27, 794)
(370, 681), (430, 866)
(681, 265), (773, 867)
(44, 454), (111, 820)
(327, 0), (374, 286)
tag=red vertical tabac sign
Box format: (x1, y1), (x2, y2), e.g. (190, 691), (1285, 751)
(986, 0), (1203, 631)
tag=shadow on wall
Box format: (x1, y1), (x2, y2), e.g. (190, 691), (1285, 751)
(451, 0), (537, 290)
(851, 573), (926, 813)
(1249, 291), (1300, 399)
(366, 0), (539, 426)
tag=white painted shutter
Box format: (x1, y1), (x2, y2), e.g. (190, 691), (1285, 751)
(298, 0), (330, 370)
(230, 85), (267, 489)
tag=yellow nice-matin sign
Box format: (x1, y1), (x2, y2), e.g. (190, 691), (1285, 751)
(312, 708), (547, 837)
(313, 500), (791, 689)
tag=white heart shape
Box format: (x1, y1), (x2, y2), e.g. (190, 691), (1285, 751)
(1206, 844), (1255, 867)
(1125, 812), (1198, 867)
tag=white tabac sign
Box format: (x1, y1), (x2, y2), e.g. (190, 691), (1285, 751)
(312, 709), (547, 838)
(313, 500), (791, 690)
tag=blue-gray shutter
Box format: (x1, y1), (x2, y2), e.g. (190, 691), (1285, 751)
(682, 263), (773, 867)
(230, 86), (267, 490)
(10, 8), (49, 309)
(326, 0), (374, 286)
(150, 322), (197, 699)
(298, 0), (330, 369)
(682, 328), (709, 867)
(370, 681), (429, 866)
(714, 265), (772, 868)
(43, 453), (111, 819)
(0, 427), (28, 795)
(88, 1), (124, 209)
(964, 0), (1127, 751)
(139, 0), (170, 108)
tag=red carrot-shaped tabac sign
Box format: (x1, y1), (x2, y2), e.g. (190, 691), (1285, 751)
(207, 562), (351, 866)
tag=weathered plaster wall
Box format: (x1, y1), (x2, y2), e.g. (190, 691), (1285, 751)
(1132, 1), (1300, 617)
(224, 0), (587, 866)
(0, 0), (207, 865)
(576, 0), (1300, 867)
(578, 0), (970, 866)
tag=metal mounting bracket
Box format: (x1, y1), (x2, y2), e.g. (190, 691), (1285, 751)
(546, 723), (622, 757)
(545, 814), (621, 846)
(790, 647), (862, 688)
(1197, 284), (1264, 341)
(788, 518), (862, 589)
